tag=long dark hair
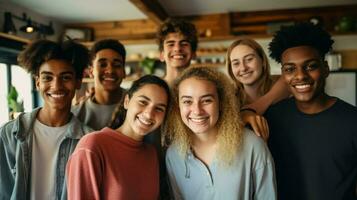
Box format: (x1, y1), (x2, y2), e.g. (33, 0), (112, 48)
(109, 75), (171, 129)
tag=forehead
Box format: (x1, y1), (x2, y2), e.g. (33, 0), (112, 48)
(164, 32), (187, 43)
(133, 84), (168, 104)
(178, 77), (217, 97)
(39, 59), (74, 74)
(231, 44), (256, 58)
(94, 49), (123, 61)
(281, 46), (321, 64)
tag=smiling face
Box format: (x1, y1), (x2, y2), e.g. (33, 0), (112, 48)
(178, 77), (219, 137)
(281, 45), (329, 104)
(230, 44), (263, 87)
(36, 59), (80, 112)
(90, 49), (125, 92)
(123, 84), (168, 140)
(159, 32), (195, 69)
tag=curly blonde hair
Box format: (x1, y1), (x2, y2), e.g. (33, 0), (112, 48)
(162, 67), (244, 165)
(226, 38), (273, 106)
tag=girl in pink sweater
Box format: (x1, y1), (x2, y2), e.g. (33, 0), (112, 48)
(66, 75), (170, 200)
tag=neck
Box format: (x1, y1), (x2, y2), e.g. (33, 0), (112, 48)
(37, 107), (71, 127)
(94, 87), (123, 105)
(116, 122), (143, 141)
(295, 93), (336, 114)
(243, 79), (263, 104)
(191, 129), (218, 166)
(164, 66), (187, 85)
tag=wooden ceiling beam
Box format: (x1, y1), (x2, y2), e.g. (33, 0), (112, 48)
(129, 0), (168, 24)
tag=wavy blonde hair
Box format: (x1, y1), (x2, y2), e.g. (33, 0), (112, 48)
(162, 67), (244, 166)
(226, 38), (273, 106)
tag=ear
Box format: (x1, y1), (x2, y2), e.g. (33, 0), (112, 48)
(159, 51), (165, 62)
(191, 51), (197, 60)
(89, 66), (94, 78)
(323, 61), (330, 78)
(123, 94), (130, 110)
(75, 79), (82, 90)
(35, 75), (40, 90)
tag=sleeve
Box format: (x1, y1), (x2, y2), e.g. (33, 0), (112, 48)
(0, 125), (14, 199)
(66, 143), (103, 200)
(252, 144), (277, 200)
(165, 148), (184, 200)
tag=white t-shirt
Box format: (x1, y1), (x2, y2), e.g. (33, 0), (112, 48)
(30, 119), (69, 200)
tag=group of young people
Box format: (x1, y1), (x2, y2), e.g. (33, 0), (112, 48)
(0, 17), (356, 200)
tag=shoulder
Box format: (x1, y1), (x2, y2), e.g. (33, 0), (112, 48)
(71, 97), (91, 114)
(76, 128), (115, 149)
(166, 144), (182, 163)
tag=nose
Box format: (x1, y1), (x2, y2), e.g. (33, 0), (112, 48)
(294, 67), (308, 80)
(192, 102), (203, 115)
(143, 106), (155, 119)
(173, 43), (181, 52)
(52, 77), (63, 89)
(105, 63), (114, 74)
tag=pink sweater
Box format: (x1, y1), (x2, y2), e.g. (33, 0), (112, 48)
(66, 128), (159, 200)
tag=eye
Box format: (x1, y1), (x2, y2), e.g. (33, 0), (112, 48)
(41, 75), (52, 82)
(305, 63), (319, 71)
(62, 74), (74, 81)
(155, 106), (166, 113)
(181, 99), (192, 105)
(244, 55), (255, 63)
(201, 98), (213, 104)
(138, 100), (148, 106)
(231, 61), (240, 68)
(112, 61), (124, 68)
(98, 61), (108, 68)
(282, 65), (295, 74)
(180, 41), (190, 47)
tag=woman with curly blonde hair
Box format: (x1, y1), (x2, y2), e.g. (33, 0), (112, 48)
(163, 67), (276, 199)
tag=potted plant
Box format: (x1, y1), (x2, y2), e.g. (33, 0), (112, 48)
(7, 85), (24, 119)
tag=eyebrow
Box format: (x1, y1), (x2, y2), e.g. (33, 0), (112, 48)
(138, 95), (167, 108)
(165, 39), (189, 44)
(40, 71), (74, 76)
(98, 58), (123, 62)
(282, 58), (319, 67)
(231, 53), (255, 62)
(180, 94), (215, 99)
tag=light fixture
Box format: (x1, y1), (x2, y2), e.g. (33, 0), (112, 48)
(3, 12), (17, 34)
(20, 19), (37, 33)
(3, 12), (55, 36)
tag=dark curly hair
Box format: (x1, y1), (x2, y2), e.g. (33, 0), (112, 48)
(17, 39), (89, 79)
(90, 39), (126, 65)
(157, 18), (198, 52)
(269, 22), (334, 63)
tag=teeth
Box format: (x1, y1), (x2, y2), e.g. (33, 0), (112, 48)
(138, 117), (153, 126)
(103, 77), (116, 81)
(295, 84), (310, 89)
(240, 72), (252, 77)
(50, 94), (65, 98)
(172, 55), (184, 59)
(190, 117), (206, 123)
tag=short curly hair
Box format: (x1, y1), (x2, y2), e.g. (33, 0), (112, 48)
(17, 39), (89, 79)
(90, 39), (126, 65)
(157, 18), (198, 52)
(269, 22), (334, 63)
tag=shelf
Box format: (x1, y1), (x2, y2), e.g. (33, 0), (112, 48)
(0, 32), (30, 44)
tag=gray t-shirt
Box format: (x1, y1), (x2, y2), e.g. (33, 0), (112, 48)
(72, 97), (119, 130)
(166, 128), (277, 200)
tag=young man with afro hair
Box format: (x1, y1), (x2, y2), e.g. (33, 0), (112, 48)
(265, 22), (357, 200)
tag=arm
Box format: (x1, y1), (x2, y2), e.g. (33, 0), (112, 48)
(246, 76), (290, 115)
(165, 150), (183, 200)
(66, 147), (102, 200)
(240, 110), (269, 142)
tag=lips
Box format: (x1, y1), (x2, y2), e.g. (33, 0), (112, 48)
(171, 54), (185, 60)
(293, 83), (312, 92)
(137, 115), (154, 127)
(189, 116), (209, 124)
(239, 71), (253, 77)
(47, 92), (66, 99)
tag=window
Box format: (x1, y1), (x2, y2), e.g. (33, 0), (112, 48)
(11, 65), (34, 112)
(0, 64), (9, 125)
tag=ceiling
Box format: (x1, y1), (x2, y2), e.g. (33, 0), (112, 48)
(6, 0), (357, 24)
